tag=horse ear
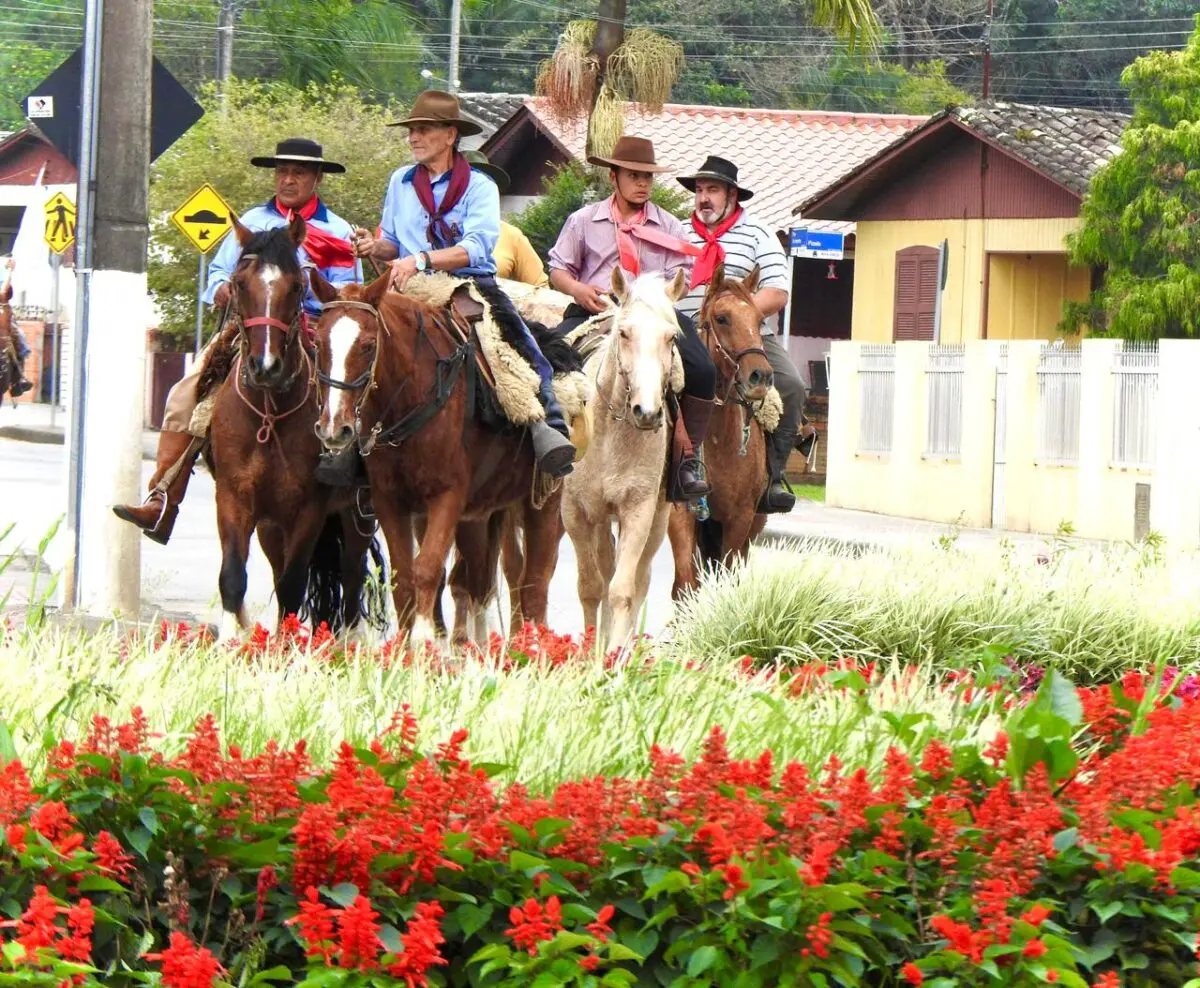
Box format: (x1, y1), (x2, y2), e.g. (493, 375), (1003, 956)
(232, 214), (255, 248)
(743, 263), (761, 295)
(363, 269), (390, 308)
(666, 268), (688, 303)
(611, 265), (628, 304)
(309, 267), (338, 304)
(287, 212), (307, 247)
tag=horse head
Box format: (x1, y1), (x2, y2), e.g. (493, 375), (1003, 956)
(229, 213), (308, 389)
(311, 270), (391, 452)
(700, 263), (774, 403)
(608, 266), (687, 431)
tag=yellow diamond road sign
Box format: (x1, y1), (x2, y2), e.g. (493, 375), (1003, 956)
(171, 183), (234, 253)
(44, 192), (76, 255)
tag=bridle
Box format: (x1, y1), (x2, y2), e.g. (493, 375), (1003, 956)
(699, 286), (767, 406)
(597, 310), (677, 430)
(228, 253), (315, 444)
(315, 297), (471, 456)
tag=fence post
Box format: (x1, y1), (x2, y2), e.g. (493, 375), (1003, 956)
(1075, 339), (1119, 538)
(825, 340), (859, 509)
(999, 342), (1042, 533)
(1150, 339), (1200, 547)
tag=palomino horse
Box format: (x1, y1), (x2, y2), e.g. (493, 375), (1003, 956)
(206, 216), (382, 640)
(310, 273), (566, 645)
(668, 264), (774, 598)
(562, 267), (688, 645)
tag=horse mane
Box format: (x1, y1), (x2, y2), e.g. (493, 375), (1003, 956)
(619, 272), (681, 328)
(240, 226), (301, 275)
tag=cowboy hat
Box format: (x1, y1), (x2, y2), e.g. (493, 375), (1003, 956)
(388, 90), (483, 136)
(250, 137), (346, 174)
(586, 136), (672, 174)
(462, 149), (510, 193)
(677, 155), (755, 200)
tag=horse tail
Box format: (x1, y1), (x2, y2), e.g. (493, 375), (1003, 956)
(695, 517), (724, 572)
(359, 535), (390, 634)
(301, 514), (346, 632)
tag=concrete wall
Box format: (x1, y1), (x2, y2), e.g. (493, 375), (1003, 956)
(827, 339), (1200, 546)
(850, 217), (1085, 343)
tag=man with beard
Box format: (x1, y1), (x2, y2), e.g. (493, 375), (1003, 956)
(675, 155), (806, 513)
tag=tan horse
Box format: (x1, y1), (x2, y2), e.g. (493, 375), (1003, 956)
(668, 264), (775, 597)
(562, 267), (688, 645)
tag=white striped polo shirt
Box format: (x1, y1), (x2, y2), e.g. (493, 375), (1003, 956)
(676, 211), (790, 336)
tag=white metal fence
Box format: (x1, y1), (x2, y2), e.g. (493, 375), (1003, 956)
(1111, 341), (1158, 468)
(857, 344), (895, 454)
(1036, 344), (1082, 465)
(925, 345), (965, 457)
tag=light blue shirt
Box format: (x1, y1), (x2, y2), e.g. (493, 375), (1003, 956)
(204, 199), (363, 316)
(378, 163), (499, 276)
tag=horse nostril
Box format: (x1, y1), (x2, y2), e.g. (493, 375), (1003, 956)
(337, 424), (355, 443)
(631, 403), (644, 419)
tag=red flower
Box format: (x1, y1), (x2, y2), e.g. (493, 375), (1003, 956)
(505, 896), (564, 955)
(580, 953), (601, 972)
(1023, 938), (1048, 959)
(3, 885), (60, 958)
(801, 912), (834, 960)
(336, 895), (381, 970)
(586, 904), (615, 942)
(254, 865), (278, 924)
(146, 932), (226, 988)
(386, 901), (447, 987)
(1021, 903), (1052, 927)
(718, 863), (750, 900)
(5, 823), (26, 854)
(93, 830), (133, 880)
(1092, 974), (1120, 987)
(286, 887), (336, 964)
(901, 962), (925, 986)
(59, 898), (95, 963)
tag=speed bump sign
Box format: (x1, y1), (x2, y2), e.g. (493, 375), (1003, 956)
(171, 183), (234, 253)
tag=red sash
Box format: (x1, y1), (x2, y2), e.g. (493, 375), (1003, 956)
(610, 198), (700, 276)
(275, 196), (356, 270)
(689, 206), (744, 289)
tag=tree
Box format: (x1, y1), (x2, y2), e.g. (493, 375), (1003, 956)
(535, 0), (883, 158)
(1065, 17), (1200, 339)
(148, 78), (408, 346)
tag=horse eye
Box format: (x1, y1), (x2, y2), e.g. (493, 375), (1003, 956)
(716, 314), (729, 325)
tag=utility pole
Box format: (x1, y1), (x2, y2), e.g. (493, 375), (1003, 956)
(216, 0), (236, 84)
(982, 0), (993, 100)
(448, 0), (463, 93)
(64, 0), (151, 615)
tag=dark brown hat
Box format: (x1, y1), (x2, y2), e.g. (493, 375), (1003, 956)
(250, 137), (346, 174)
(677, 155), (755, 200)
(462, 149), (510, 192)
(586, 136), (672, 174)
(388, 90), (483, 136)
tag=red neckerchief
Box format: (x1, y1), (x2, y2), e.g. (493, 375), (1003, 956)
(274, 196), (356, 270)
(689, 205), (744, 289)
(609, 197), (700, 276)
(411, 152), (472, 248)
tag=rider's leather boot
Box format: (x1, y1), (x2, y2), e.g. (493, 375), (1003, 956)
(532, 377), (576, 478)
(112, 430), (204, 545)
(10, 379), (32, 397)
(758, 428), (798, 514)
(669, 395), (714, 502)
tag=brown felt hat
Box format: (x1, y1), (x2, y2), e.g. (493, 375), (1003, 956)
(388, 90), (482, 136)
(586, 136), (672, 174)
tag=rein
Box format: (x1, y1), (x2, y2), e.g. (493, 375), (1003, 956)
(595, 319), (677, 430)
(699, 287), (769, 457)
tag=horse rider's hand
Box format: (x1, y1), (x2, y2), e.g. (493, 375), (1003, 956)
(212, 282), (232, 309)
(351, 227), (376, 258)
(390, 255), (419, 293)
(573, 283), (608, 314)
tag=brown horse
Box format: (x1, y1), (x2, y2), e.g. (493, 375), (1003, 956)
(310, 273), (565, 645)
(206, 216), (382, 640)
(668, 264), (774, 598)
(0, 274), (21, 400)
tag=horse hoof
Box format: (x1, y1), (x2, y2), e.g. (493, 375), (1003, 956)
(409, 614), (439, 650)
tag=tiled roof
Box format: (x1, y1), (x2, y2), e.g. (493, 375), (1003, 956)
(457, 93), (530, 134)
(952, 102), (1128, 196)
(522, 99), (927, 233)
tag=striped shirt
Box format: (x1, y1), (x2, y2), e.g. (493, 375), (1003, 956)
(676, 212), (789, 335)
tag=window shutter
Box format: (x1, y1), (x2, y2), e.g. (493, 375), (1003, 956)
(893, 246), (940, 342)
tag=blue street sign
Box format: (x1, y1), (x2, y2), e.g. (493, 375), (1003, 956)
(789, 228), (844, 260)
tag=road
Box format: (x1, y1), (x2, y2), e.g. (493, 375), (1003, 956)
(0, 437), (678, 637)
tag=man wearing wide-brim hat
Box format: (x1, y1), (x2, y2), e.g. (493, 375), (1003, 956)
(351, 91), (576, 477)
(675, 154), (807, 514)
(113, 137), (362, 544)
(547, 135), (719, 504)
(462, 150), (548, 287)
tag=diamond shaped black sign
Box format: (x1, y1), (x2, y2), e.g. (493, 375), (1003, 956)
(23, 48), (204, 167)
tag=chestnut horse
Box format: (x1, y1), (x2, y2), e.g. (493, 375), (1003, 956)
(206, 217), (382, 640)
(0, 272), (20, 400)
(310, 273), (566, 645)
(668, 264), (773, 598)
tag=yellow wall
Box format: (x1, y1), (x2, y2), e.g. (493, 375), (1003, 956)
(850, 218), (1085, 344)
(986, 254), (1090, 341)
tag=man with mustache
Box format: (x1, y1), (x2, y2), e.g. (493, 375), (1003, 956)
(675, 155), (806, 513)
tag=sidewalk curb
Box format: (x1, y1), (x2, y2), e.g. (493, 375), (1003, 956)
(0, 425), (157, 460)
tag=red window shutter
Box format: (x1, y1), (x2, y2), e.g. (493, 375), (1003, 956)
(893, 245), (940, 342)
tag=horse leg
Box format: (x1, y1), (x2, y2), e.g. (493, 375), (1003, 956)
(411, 490), (467, 647)
(255, 522), (288, 634)
(374, 498), (415, 636)
(635, 503), (671, 623)
(337, 509), (376, 632)
(216, 493), (256, 642)
(274, 504), (330, 628)
(667, 503), (698, 600)
(449, 518), (493, 647)
(500, 505), (525, 631)
(563, 497), (605, 635)
(609, 500), (664, 646)
(517, 493), (562, 629)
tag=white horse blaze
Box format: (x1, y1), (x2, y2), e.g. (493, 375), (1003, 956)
(325, 315), (360, 430)
(258, 264), (282, 371)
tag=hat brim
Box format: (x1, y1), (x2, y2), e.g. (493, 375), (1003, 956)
(472, 162), (510, 193)
(586, 154), (673, 174)
(387, 115), (483, 137)
(676, 172), (754, 200)
(250, 154), (346, 174)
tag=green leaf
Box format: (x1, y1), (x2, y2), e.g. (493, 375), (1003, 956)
(246, 967), (294, 986)
(510, 850), (548, 873)
(76, 875), (126, 894)
(621, 929), (658, 960)
(1045, 670), (1083, 725)
(0, 722), (18, 765)
(1053, 827), (1079, 851)
(326, 883), (360, 907)
(138, 807), (160, 835)
(126, 825), (153, 859)
(379, 924), (403, 954)
(686, 945), (718, 977)
(1092, 901), (1122, 924)
(606, 943), (644, 963)
(455, 903), (493, 939)
(749, 935), (780, 970)
(534, 817), (573, 839)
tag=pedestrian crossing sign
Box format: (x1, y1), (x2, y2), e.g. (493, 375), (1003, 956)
(171, 183), (234, 253)
(44, 191), (76, 255)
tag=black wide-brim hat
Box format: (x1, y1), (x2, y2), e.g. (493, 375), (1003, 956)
(677, 154), (754, 200)
(250, 137), (346, 174)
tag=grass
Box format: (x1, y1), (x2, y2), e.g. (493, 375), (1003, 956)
(670, 538), (1200, 682)
(791, 482), (825, 503)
